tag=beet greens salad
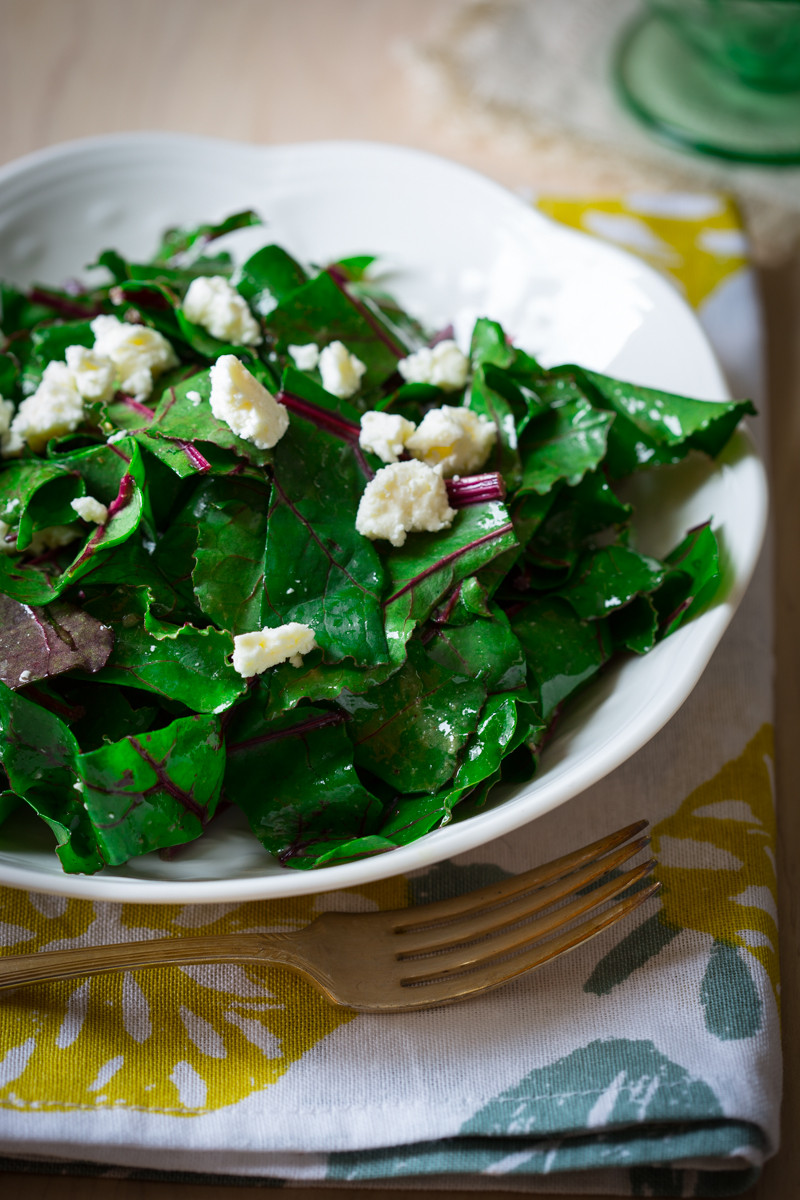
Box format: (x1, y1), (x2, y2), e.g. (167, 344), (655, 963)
(0, 210), (754, 875)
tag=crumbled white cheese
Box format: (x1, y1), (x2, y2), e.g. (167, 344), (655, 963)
(73, 779), (84, 793)
(6, 361), (85, 453)
(26, 525), (81, 555)
(65, 345), (117, 402)
(319, 341), (367, 399)
(186, 389), (203, 406)
(359, 410), (416, 464)
(209, 355), (290, 450)
(288, 342), (321, 371)
(71, 495), (109, 524)
(405, 405), (497, 477)
(0, 397), (15, 457)
(0, 518), (16, 553)
(182, 275), (262, 346)
(355, 460), (455, 548)
(397, 340), (470, 392)
(0, 398), (14, 437)
(232, 622), (318, 678)
(91, 314), (178, 401)
(18, 669), (31, 685)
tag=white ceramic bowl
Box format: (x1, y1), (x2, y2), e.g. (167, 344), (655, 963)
(0, 135), (767, 901)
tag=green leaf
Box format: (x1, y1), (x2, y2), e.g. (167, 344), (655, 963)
(426, 606), (527, 693)
(339, 639), (486, 793)
(382, 501), (518, 661)
(557, 545), (666, 621)
(234, 244), (309, 308)
(582, 367), (756, 477)
(150, 210), (262, 265)
(0, 458), (81, 548)
(224, 704), (383, 866)
(0, 681), (102, 873)
(467, 364), (522, 488)
(512, 597), (613, 723)
(517, 397), (615, 497)
(81, 587), (244, 713)
(265, 269), (402, 398)
(0, 789), (22, 827)
(653, 521), (721, 637)
(146, 368), (275, 468)
(191, 476), (270, 634)
(469, 317), (516, 370)
(263, 418), (388, 666)
(77, 714), (225, 865)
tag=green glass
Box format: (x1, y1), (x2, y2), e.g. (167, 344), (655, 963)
(614, 0), (800, 163)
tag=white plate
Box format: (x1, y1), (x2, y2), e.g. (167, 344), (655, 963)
(0, 134), (767, 901)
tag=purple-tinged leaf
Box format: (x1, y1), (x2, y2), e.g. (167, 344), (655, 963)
(0, 595), (113, 690)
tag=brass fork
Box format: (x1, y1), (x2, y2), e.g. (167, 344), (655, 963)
(0, 821), (659, 1012)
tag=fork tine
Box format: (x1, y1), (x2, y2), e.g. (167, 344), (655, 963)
(399, 860), (656, 983)
(387, 881), (662, 1010)
(396, 835), (651, 955)
(391, 820), (649, 933)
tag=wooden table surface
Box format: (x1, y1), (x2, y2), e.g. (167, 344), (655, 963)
(1, 2), (797, 1197)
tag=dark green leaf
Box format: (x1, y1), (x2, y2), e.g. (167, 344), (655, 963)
(557, 545), (666, 621)
(382, 501), (517, 661)
(77, 714), (225, 865)
(265, 269), (402, 398)
(224, 704), (383, 866)
(512, 597), (613, 723)
(339, 639), (486, 793)
(0, 681), (102, 873)
(263, 418), (388, 665)
(653, 521), (721, 637)
(517, 397), (615, 497)
(191, 476), (270, 634)
(235, 244), (309, 307)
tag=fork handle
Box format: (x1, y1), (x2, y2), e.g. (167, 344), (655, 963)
(0, 931), (307, 990)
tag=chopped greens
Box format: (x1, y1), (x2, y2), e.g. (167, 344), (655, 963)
(0, 216), (755, 873)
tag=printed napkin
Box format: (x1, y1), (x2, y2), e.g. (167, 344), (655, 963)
(0, 195), (777, 1196)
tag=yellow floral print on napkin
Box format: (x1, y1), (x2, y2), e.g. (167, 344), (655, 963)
(535, 195), (747, 312)
(653, 724), (778, 1006)
(0, 875), (408, 1116)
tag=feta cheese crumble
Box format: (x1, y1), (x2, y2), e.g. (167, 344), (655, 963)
(397, 340), (469, 392)
(70, 495), (109, 524)
(0, 403), (14, 458)
(65, 345), (117, 402)
(209, 355), (290, 449)
(0, 397), (14, 446)
(232, 622), (318, 677)
(288, 343), (320, 371)
(406, 405), (497, 477)
(182, 275), (262, 346)
(6, 361), (85, 453)
(319, 341), (366, 399)
(355, 459), (456, 548)
(91, 315), (178, 401)
(359, 410), (416, 464)
(0, 518), (16, 553)
(26, 525), (80, 556)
